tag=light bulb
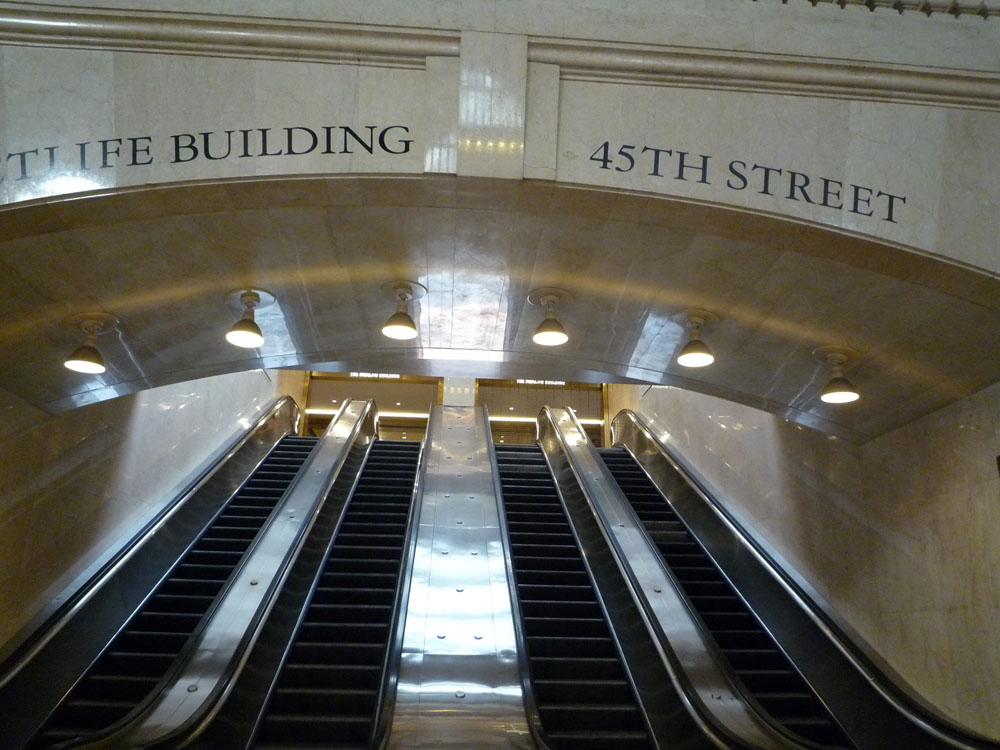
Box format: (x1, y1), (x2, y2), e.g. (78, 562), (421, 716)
(64, 342), (105, 373)
(533, 310), (568, 346)
(227, 316), (264, 348)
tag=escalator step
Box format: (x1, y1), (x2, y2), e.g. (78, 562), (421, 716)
(532, 678), (635, 704)
(259, 439), (419, 748)
(267, 686), (377, 713)
(291, 642), (385, 665)
(539, 703), (643, 730)
(278, 663), (381, 689)
(531, 656), (625, 680)
(260, 712), (370, 744)
(495, 444), (652, 750)
(527, 636), (618, 658)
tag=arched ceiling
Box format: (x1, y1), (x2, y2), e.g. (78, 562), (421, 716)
(2, 174), (999, 442)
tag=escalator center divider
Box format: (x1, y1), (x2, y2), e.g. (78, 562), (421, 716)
(598, 447), (854, 750)
(253, 439), (421, 750)
(29, 435), (319, 749)
(493, 444), (653, 750)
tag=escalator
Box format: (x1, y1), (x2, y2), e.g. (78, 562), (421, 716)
(30, 434), (318, 749)
(253, 439), (420, 749)
(494, 444), (653, 750)
(598, 447), (851, 749)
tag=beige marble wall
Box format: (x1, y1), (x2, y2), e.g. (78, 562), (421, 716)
(2, 2), (999, 272)
(614, 382), (1000, 738)
(0, 369), (286, 652)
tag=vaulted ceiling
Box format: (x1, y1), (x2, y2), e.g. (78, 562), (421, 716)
(2, 174), (999, 442)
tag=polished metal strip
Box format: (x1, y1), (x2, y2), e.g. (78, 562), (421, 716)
(0, 395), (299, 750)
(542, 406), (810, 750)
(389, 405), (532, 750)
(77, 399), (377, 749)
(612, 408), (1000, 750)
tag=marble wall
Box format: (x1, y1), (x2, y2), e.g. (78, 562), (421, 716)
(2, 1), (998, 271)
(610, 382), (1000, 738)
(0, 369), (288, 653)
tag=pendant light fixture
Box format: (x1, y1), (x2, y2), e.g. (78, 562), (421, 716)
(676, 309), (719, 368)
(815, 346), (861, 404)
(381, 280), (426, 340)
(528, 288), (572, 347)
(226, 289), (274, 348)
(63, 312), (117, 374)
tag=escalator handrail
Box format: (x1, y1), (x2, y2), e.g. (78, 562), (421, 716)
(66, 399), (376, 749)
(559, 407), (840, 750)
(0, 394), (300, 683)
(614, 408), (999, 750)
(486, 409), (556, 750)
(370, 403), (435, 750)
(537, 405), (710, 750)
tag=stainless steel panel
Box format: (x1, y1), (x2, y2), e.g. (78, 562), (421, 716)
(389, 405), (532, 750)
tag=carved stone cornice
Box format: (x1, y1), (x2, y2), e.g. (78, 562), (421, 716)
(803, 0), (998, 18)
(530, 40), (1000, 111)
(0, 6), (460, 68)
(0, 4), (996, 110)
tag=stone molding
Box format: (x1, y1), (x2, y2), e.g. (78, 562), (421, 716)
(802, 0), (999, 18)
(0, 6), (460, 68)
(0, 5), (996, 109)
(530, 40), (1000, 111)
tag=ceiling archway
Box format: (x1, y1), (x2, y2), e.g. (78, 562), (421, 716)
(2, 173), (998, 442)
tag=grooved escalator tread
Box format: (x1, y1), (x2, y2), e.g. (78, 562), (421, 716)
(495, 444), (653, 750)
(29, 434), (318, 749)
(255, 439), (420, 749)
(597, 447), (854, 749)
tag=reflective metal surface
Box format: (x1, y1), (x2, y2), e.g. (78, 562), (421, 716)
(0, 395), (299, 750)
(547, 407), (805, 750)
(612, 408), (1000, 750)
(389, 405), (532, 750)
(80, 399), (376, 748)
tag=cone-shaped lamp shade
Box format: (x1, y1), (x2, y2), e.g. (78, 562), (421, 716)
(382, 306), (418, 340)
(677, 336), (714, 368)
(533, 311), (568, 346)
(226, 315), (264, 348)
(64, 343), (105, 374)
(821, 374), (859, 404)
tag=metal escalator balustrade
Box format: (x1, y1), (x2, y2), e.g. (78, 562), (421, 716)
(254, 439), (420, 749)
(598, 447), (853, 749)
(30, 435), (318, 749)
(494, 444), (653, 750)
